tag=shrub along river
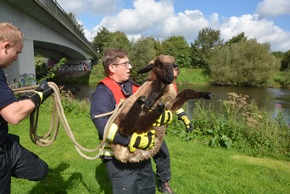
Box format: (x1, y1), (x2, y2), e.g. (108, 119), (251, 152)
(68, 83), (290, 124)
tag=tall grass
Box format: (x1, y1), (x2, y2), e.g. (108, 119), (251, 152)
(167, 92), (290, 161)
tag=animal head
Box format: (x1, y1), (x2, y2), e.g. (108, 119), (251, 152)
(137, 55), (175, 85)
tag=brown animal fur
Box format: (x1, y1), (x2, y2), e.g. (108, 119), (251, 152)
(109, 55), (213, 163)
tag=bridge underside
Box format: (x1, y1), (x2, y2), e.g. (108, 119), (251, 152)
(34, 41), (86, 59)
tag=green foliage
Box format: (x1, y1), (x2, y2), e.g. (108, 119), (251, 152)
(272, 51), (284, 59)
(273, 71), (290, 88)
(160, 36), (192, 68)
(130, 37), (157, 83)
(8, 96), (290, 193)
(209, 39), (280, 86)
(60, 93), (90, 118)
(225, 32), (247, 45)
(88, 27), (290, 87)
(281, 49), (290, 71)
(167, 93), (290, 161)
(35, 55), (47, 80)
(35, 56), (67, 83)
(191, 28), (223, 69)
(67, 12), (85, 36)
(92, 28), (132, 58)
(176, 68), (211, 84)
(91, 27), (111, 59)
(104, 31), (132, 52)
(46, 58), (67, 82)
(31, 27), (285, 88)
(89, 63), (105, 83)
(194, 28), (223, 51)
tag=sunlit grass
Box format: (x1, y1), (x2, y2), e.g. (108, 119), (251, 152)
(8, 93), (290, 193)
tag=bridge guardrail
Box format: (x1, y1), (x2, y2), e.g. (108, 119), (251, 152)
(36, 0), (94, 51)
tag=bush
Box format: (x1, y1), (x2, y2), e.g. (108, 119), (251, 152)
(167, 93), (290, 161)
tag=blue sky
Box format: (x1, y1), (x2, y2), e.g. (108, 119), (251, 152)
(57, 0), (290, 52)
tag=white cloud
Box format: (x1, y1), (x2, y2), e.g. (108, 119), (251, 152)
(220, 14), (290, 51)
(57, 0), (290, 52)
(256, 0), (290, 17)
(97, 0), (174, 35)
(94, 1), (210, 42)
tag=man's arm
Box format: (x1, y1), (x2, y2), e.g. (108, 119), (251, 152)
(0, 99), (35, 125)
(90, 84), (115, 138)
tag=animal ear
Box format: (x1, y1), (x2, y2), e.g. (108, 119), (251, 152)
(137, 63), (154, 74)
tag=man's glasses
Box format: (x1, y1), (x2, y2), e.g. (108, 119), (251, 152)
(113, 61), (131, 68)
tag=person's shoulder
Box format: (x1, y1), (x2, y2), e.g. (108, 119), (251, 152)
(93, 82), (112, 96)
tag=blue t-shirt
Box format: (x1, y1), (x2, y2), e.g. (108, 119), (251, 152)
(0, 68), (17, 144)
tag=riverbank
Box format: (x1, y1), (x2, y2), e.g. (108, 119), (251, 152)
(57, 64), (289, 89)
(88, 66), (290, 88)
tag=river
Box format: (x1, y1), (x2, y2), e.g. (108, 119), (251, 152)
(69, 83), (290, 124)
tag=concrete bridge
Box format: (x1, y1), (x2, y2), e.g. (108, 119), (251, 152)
(0, 0), (97, 86)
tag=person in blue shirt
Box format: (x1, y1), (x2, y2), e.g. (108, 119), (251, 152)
(90, 49), (172, 194)
(0, 22), (53, 193)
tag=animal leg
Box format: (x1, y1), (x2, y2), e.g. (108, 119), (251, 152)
(171, 89), (213, 111)
(134, 102), (165, 134)
(118, 96), (146, 136)
(144, 79), (168, 110)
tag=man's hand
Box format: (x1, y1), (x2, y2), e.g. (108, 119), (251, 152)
(29, 81), (53, 108)
(129, 130), (155, 152)
(152, 110), (173, 127)
(176, 108), (193, 133)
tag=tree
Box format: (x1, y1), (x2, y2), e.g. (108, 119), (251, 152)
(280, 50), (290, 71)
(272, 51), (284, 60)
(91, 27), (112, 58)
(130, 37), (157, 83)
(103, 31), (132, 53)
(160, 36), (191, 68)
(191, 28), (223, 69)
(225, 32), (247, 45)
(67, 12), (85, 36)
(209, 39), (280, 87)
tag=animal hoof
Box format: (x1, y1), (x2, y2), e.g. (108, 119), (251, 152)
(204, 92), (213, 100)
(144, 99), (154, 110)
(156, 102), (165, 112)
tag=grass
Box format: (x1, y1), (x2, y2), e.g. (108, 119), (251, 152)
(176, 68), (211, 84)
(9, 104), (290, 194)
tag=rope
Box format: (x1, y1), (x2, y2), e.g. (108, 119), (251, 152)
(13, 81), (150, 160)
(13, 82), (107, 160)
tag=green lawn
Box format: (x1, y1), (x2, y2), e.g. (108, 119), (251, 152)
(9, 112), (290, 194)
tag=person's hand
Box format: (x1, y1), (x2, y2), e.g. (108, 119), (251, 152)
(152, 110), (173, 126)
(29, 81), (54, 108)
(129, 130), (155, 152)
(176, 108), (193, 133)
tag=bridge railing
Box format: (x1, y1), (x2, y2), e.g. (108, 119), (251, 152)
(35, 0), (92, 48)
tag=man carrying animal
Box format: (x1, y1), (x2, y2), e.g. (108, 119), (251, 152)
(90, 49), (172, 194)
(0, 22), (54, 193)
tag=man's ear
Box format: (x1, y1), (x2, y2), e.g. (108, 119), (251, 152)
(108, 64), (116, 73)
(2, 42), (11, 52)
(0, 41), (9, 49)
